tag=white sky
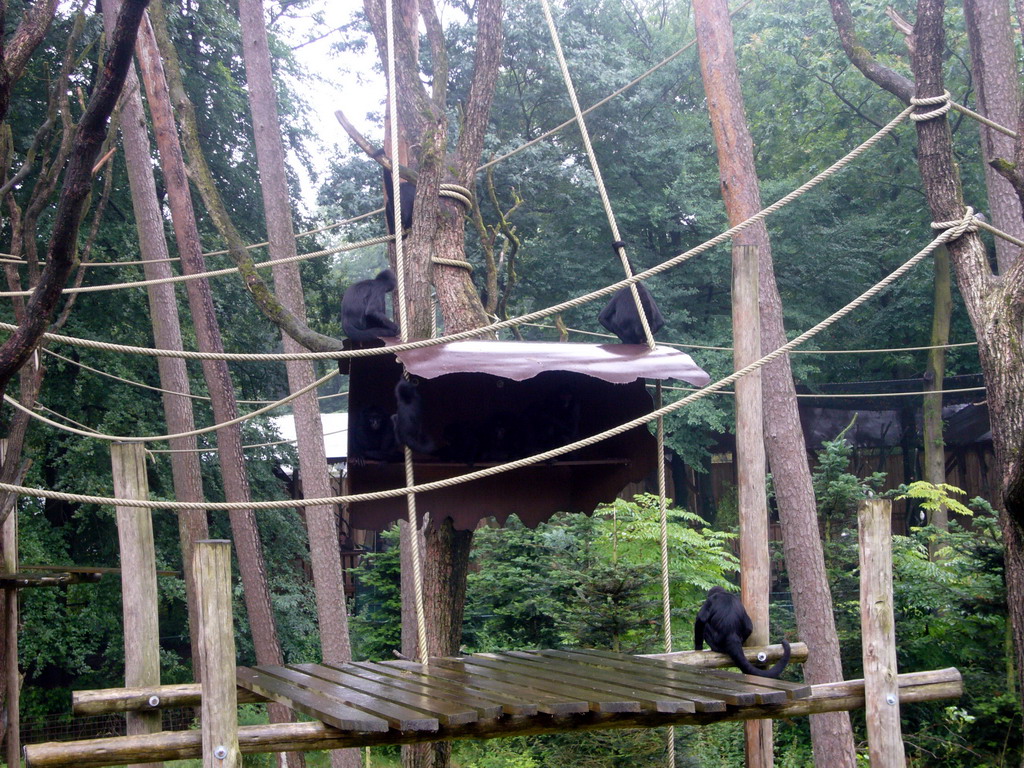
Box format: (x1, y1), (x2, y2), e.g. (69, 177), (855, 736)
(281, 4), (385, 211)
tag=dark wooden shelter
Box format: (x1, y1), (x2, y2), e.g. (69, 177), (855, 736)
(340, 340), (711, 531)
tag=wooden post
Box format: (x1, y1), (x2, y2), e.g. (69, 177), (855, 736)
(195, 540), (240, 768)
(111, 442), (163, 767)
(858, 498), (906, 767)
(733, 243), (771, 768)
(0, 439), (19, 768)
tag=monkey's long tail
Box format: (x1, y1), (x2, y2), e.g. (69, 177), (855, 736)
(729, 638), (791, 679)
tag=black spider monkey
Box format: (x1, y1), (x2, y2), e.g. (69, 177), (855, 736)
(598, 281), (666, 344)
(341, 269), (399, 341)
(392, 379), (436, 455)
(349, 406), (400, 464)
(694, 586), (791, 678)
(382, 169), (416, 235)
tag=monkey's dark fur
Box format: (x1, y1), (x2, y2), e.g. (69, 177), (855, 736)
(349, 406), (400, 464)
(382, 170), (415, 235)
(341, 269), (399, 341)
(598, 282), (665, 344)
(694, 586), (791, 678)
(392, 379), (436, 454)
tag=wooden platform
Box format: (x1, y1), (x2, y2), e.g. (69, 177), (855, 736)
(236, 649), (812, 735)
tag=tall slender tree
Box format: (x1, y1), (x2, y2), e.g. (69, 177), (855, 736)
(692, 0), (856, 765)
(99, 0), (210, 671)
(831, 0), (1024, 716)
(235, 2), (357, 766)
(138, 8), (302, 765)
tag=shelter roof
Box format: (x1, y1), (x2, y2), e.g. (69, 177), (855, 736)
(392, 340), (711, 386)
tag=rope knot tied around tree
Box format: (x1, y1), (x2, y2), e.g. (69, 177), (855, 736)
(910, 90), (952, 121)
(931, 206), (979, 242)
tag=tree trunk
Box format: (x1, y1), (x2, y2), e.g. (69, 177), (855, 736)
(100, 0), (209, 671)
(134, 12), (300, 764)
(963, 0), (1023, 273)
(692, 1), (857, 765)
(909, 0), (1024, 715)
(0, 0), (148, 426)
(361, 4), (502, 767)
(922, 245), (950, 551)
(235, 2), (357, 765)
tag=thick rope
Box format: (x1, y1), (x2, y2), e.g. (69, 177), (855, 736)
(39, 348), (346, 405)
(655, 382), (675, 765)
(3, 369), (339, 443)
(384, 0), (429, 669)
(0, 234), (395, 298)
(910, 90), (952, 122)
(656, 383), (987, 398)
(431, 257), (473, 271)
(521, 321), (978, 354)
(0, 211), (971, 510)
(539, 0), (655, 349)
(0, 104), (918, 365)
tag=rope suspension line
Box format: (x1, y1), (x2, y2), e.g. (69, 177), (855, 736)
(655, 384), (988, 398)
(0, 234), (395, 298)
(384, 0), (429, 669)
(0, 209), (973, 511)
(2, 369), (339, 444)
(521, 322), (979, 355)
(41, 347), (348, 405)
(67, 210), (387, 269)
(540, 0), (655, 349)
(0, 98), (919, 368)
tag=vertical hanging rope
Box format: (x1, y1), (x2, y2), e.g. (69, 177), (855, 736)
(656, 382), (676, 767)
(538, 0), (656, 350)
(385, 0), (429, 668)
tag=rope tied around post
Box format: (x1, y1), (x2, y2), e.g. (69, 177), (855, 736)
(930, 206), (979, 242)
(910, 90), (951, 122)
(439, 183), (474, 209)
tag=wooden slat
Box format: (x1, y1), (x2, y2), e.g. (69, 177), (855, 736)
(539, 650), (779, 706)
(493, 652), (696, 714)
(343, 662), (507, 718)
(684, 666), (811, 698)
(372, 661), (543, 716)
(396, 660), (587, 715)
(577, 647), (806, 700)
(443, 656), (641, 714)
(572, 649), (811, 699)
(257, 666), (440, 731)
(236, 668), (389, 733)
(504, 651), (724, 712)
(301, 664), (480, 726)
(517, 650), (759, 706)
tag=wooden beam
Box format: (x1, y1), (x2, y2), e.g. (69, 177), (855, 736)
(0, 572), (102, 588)
(73, 684), (265, 715)
(2, 439), (21, 768)
(642, 643), (806, 668)
(195, 540), (239, 768)
(24, 668), (962, 768)
(111, 442), (162, 768)
(73, 645), (809, 716)
(859, 498), (906, 766)
(20, 565), (180, 577)
(733, 242), (772, 768)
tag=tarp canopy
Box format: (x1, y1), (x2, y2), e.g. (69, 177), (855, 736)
(393, 340), (711, 386)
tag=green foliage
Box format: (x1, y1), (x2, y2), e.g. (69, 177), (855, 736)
(809, 425), (886, 536)
(350, 527), (403, 660)
(894, 481), (975, 520)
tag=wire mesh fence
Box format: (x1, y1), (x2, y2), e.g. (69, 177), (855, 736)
(20, 708), (196, 744)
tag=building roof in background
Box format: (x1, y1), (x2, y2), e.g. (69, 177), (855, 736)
(270, 412), (349, 460)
